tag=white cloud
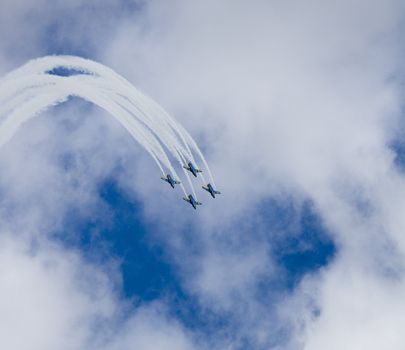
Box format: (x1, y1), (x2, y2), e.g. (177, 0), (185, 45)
(102, 0), (405, 348)
(0, 233), (198, 350)
(2, 0), (405, 349)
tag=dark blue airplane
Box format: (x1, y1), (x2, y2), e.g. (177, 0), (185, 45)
(183, 194), (202, 210)
(161, 174), (181, 188)
(183, 161), (202, 177)
(202, 183), (221, 198)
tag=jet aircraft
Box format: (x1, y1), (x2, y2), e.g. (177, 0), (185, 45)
(161, 174), (181, 188)
(202, 183), (221, 198)
(183, 161), (202, 177)
(183, 194), (202, 209)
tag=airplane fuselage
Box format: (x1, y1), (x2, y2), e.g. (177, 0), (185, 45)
(162, 174), (180, 189)
(202, 183), (221, 198)
(184, 162), (202, 177)
(183, 194), (202, 209)
(166, 175), (176, 188)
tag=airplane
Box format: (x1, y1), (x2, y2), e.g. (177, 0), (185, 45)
(183, 194), (202, 210)
(183, 161), (202, 177)
(161, 174), (181, 189)
(202, 183), (221, 198)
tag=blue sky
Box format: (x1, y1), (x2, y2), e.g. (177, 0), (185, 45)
(1, 1), (405, 350)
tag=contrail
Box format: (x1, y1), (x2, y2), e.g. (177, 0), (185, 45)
(0, 56), (216, 200)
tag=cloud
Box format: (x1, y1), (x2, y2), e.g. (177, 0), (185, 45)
(102, 0), (405, 348)
(0, 93), (201, 349)
(0, 233), (198, 350)
(2, 0), (405, 349)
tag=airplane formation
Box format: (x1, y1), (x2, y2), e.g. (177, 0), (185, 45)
(161, 161), (220, 210)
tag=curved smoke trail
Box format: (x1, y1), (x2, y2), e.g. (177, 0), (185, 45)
(0, 55), (216, 199)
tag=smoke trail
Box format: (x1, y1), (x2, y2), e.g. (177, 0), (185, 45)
(2, 55), (217, 186)
(0, 56), (215, 200)
(0, 75), (189, 195)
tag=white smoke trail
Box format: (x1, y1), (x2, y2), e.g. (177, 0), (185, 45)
(1, 60), (195, 177)
(0, 76), (189, 196)
(2, 55), (217, 186)
(0, 56), (216, 200)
